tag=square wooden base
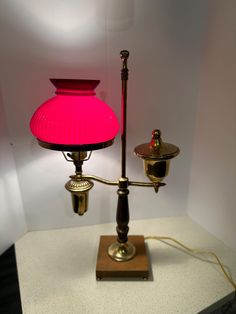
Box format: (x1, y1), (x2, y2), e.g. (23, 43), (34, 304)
(96, 235), (149, 280)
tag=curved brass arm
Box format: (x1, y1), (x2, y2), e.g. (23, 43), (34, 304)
(82, 174), (119, 186)
(82, 174), (165, 192)
(129, 180), (165, 193)
(129, 181), (165, 187)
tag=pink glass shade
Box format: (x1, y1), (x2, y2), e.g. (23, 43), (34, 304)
(30, 79), (119, 151)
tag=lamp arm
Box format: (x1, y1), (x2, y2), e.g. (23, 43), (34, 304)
(129, 181), (165, 188)
(129, 180), (165, 193)
(82, 173), (165, 193)
(82, 174), (118, 186)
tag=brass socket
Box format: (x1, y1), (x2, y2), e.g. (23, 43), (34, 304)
(65, 178), (94, 215)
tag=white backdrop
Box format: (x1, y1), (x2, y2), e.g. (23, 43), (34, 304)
(188, 0), (236, 251)
(4, 0), (235, 253)
(0, 0), (208, 235)
(0, 0), (231, 255)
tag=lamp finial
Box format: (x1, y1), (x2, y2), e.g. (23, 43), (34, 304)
(120, 50), (129, 60)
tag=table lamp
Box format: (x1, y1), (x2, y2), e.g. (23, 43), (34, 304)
(30, 50), (179, 280)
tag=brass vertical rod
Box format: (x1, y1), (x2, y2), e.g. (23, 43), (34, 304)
(107, 50), (136, 260)
(120, 50), (129, 178)
(114, 50), (130, 245)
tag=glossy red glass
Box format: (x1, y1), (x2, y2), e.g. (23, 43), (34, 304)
(30, 79), (119, 150)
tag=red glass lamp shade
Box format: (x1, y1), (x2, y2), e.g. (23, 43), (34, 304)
(30, 79), (119, 151)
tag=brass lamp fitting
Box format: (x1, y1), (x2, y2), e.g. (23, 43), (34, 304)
(64, 151), (93, 215)
(134, 129), (179, 191)
(65, 175), (94, 215)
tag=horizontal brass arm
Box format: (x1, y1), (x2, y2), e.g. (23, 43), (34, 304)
(82, 174), (119, 186)
(82, 174), (165, 190)
(129, 181), (166, 188)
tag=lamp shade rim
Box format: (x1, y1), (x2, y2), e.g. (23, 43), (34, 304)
(134, 142), (180, 160)
(37, 138), (115, 152)
(50, 79), (100, 92)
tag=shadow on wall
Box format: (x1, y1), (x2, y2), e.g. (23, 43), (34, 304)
(0, 87), (27, 253)
(0, 88), (16, 176)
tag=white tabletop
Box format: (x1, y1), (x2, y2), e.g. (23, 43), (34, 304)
(16, 216), (236, 314)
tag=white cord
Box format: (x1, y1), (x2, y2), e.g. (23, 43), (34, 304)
(145, 236), (236, 291)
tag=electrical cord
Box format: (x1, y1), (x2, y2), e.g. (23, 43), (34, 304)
(145, 236), (236, 291)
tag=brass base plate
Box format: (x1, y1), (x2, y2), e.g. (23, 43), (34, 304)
(96, 235), (149, 280)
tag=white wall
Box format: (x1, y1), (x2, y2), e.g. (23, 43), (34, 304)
(0, 0), (208, 231)
(1, 0), (235, 254)
(188, 0), (236, 251)
(0, 89), (27, 254)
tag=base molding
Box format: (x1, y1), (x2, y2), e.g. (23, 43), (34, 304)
(96, 235), (149, 280)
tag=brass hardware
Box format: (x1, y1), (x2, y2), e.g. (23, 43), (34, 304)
(82, 174), (118, 186)
(80, 176), (165, 189)
(81, 176), (166, 188)
(104, 51), (134, 263)
(108, 241), (136, 262)
(65, 176), (94, 215)
(134, 129), (179, 186)
(62, 151), (91, 164)
(96, 236), (149, 279)
(134, 129), (179, 160)
(129, 180), (165, 188)
(150, 129), (162, 148)
(64, 152), (94, 215)
(69, 151), (88, 161)
(120, 50), (129, 178)
(38, 139), (114, 152)
(144, 159), (170, 183)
